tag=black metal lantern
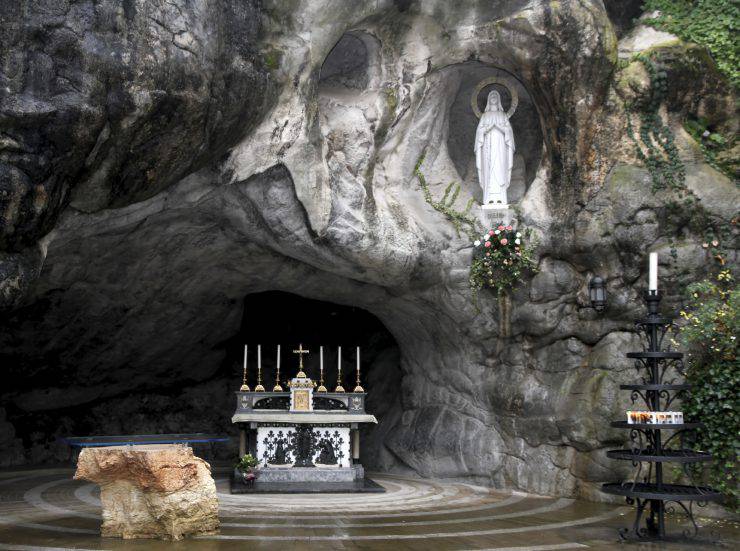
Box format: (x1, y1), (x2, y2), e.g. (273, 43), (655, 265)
(589, 276), (607, 312)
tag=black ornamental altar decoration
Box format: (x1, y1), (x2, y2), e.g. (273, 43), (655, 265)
(601, 290), (722, 540)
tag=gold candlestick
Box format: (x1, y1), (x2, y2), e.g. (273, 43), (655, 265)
(335, 346), (345, 392)
(317, 345), (327, 392)
(317, 367), (327, 392)
(255, 344), (265, 392)
(273, 344), (283, 391)
(240, 345), (250, 391)
(353, 347), (364, 393)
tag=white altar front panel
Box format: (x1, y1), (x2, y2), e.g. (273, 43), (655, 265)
(256, 426), (351, 468)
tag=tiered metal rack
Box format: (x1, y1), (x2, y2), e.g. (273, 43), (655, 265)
(602, 291), (722, 540)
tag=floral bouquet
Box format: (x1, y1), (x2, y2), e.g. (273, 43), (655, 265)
(235, 453), (259, 473)
(469, 223), (536, 295)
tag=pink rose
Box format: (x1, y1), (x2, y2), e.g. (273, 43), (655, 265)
(500, 238), (508, 245)
(506, 225), (513, 231)
(489, 229), (495, 236)
(497, 225), (505, 230)
(485, 241), (491, 248)
(485, 252), (491, 257)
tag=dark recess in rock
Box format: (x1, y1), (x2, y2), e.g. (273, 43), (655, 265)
(0, 290), (401, 468)
(604, 0), (645, 38)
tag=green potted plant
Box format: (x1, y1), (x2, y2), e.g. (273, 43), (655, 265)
(235, 453), (259, 487)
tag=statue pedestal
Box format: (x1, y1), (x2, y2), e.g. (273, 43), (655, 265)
(479, 204), (516, 227)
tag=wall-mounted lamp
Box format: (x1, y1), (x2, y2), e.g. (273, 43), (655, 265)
(589, 276), (607, 312)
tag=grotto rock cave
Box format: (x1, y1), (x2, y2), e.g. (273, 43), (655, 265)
(0, 0), (737, 505)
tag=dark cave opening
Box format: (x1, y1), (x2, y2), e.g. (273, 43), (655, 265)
(1, 290), (402, 469)
(236, 291), (397, 389)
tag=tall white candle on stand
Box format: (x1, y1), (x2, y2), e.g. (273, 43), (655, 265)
(354, 345), (364, 392)
(649, 252), (658, 292)
(318, 345), (326, 391)
(254, 343), (264, 390)
(273, 343), (283, 391)
(240, 344), (249, 391)
(336, 345), (344, 391)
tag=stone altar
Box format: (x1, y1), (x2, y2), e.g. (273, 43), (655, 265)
(73, 444), (219, 540)
(232, 345), (380, 492)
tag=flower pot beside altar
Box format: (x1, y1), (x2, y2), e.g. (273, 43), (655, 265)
(241, 469), (256, 488)
(234, 453), (259, 487)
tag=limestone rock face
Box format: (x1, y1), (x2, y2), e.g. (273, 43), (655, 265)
(74, 444), (219, 540)
(0, 0), (274, 309)
(1, 0), (737, 501)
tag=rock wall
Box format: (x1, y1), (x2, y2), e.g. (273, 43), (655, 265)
(1, 0), (737, 501)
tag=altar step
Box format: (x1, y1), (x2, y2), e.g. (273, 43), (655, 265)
(229, 476), (385, 494)
(230, 463), (385, 494)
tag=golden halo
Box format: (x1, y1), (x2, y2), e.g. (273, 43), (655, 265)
(471, 76), (519, 119)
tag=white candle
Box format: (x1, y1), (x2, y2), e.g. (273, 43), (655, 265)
(243, 345), (248, 372)
(356, 346), (360, 370)
(649, 252), (658, 292)
(276, 344), (280, 370)
(338, 345), (342, 373)
(258, 344), (261, 370)
(320, 346), (323, 370)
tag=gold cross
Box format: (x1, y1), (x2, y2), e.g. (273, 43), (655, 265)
(292, 343), (310, 377)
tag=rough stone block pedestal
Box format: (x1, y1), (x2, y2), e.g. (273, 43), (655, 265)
(74, 444), (219, 540)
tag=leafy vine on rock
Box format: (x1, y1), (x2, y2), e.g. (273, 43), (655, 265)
(620, 52), (736, 262)
(413, 154), (482, 241)
(643, 0), (739, 88)
(624, 54), (686, 193)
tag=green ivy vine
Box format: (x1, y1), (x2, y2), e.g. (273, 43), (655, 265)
(622, 52), (736, 260)
(624, 54), (686, 193)
(642, 0), (739, 88)
(413, 154), (482, 241)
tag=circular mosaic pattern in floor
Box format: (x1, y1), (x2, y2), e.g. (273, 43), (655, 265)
(0, 468), (735, 550)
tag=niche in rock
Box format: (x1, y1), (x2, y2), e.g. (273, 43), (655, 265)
(319, 31), (380, 91)
(446, 62), (544, 205)
(317, 30), (382, 184)
(235, 291), (402, 470)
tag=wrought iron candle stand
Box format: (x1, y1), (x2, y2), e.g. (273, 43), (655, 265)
(601, 290), (722, 541)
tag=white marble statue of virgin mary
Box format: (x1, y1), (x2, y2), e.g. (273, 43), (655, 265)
(475, 90), (515, 205)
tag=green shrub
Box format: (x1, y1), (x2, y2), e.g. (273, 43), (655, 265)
(679, 269), (739, 510)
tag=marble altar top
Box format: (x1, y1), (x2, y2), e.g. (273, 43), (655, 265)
(231, 412), (377, 424)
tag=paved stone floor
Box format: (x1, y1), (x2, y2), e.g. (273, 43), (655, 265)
(0, 467), (736, 550)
